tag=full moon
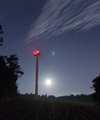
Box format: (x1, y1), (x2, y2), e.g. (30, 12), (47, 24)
(45, 79), (52, 86)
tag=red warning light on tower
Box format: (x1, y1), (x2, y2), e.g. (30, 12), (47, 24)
(33, 50), (40, 56)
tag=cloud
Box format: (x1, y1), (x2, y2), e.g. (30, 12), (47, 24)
(27, 0), (100, 42)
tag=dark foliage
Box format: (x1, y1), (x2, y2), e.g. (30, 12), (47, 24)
(57, 94), (93, 103)
(18, 93), (93, 103)
(0, 25), (3, 46)
(0, 55), (24, 99)
(92, 75), (100, 105)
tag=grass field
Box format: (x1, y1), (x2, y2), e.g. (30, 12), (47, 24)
(0, 98), (100, 120)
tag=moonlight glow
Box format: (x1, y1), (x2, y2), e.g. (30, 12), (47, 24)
(45, 79), (52, 86)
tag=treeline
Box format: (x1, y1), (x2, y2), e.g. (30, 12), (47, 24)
(17, 94), (93, 103)
(57, 94), (93, 103)
(0, 25), (24, 102)
(0, 55), (23, 99)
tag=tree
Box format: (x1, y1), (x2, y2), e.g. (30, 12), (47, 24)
(0, 55), (24, 98)
(92, 75), (100, 105)
(0, 25), (3, 46)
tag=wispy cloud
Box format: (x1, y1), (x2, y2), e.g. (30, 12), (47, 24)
(27, 0), (100, 42)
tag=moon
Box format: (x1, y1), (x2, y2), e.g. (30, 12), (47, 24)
(45, 79), (52, 86)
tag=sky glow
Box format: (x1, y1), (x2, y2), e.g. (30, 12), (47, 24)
(45, 79), (52, 86)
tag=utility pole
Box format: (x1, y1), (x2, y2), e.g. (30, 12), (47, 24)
(33, 50), (40, 99)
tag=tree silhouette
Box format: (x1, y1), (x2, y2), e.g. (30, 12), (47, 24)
(0, 55), (24, 99)
(0, 25), (3, 46)
(92, 75), (100, 105)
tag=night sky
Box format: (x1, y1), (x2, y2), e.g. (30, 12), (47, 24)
(0, 0), (100, 96)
